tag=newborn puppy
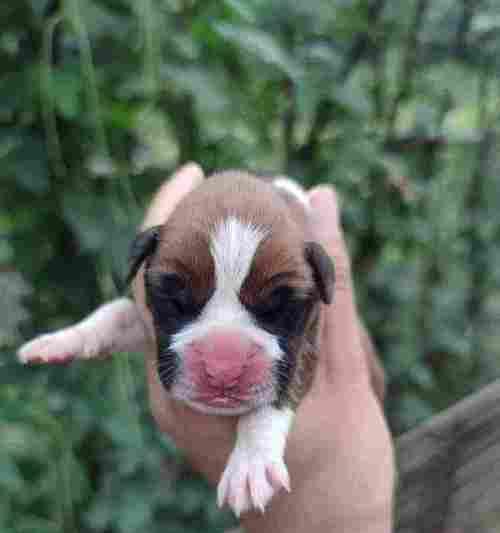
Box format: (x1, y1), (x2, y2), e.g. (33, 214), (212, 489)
(18, 169), (335, 516)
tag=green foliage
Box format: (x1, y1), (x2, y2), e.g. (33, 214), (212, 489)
(2, 0), (500, 530)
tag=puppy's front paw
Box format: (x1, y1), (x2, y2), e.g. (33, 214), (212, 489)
(217, 446), (290, 517)
(18, 328), (85, 365)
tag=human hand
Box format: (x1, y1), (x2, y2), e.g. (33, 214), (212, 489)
(144, 172), (395, 532)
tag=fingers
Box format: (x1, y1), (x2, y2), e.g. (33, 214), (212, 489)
(309, 187), (351, 292)
(141, 162), (205, 230)
(166, 162), (205, 209)
(308, 186), (368, 385)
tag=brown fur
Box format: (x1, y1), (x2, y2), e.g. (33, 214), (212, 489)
(281, 306), (321, 408)
(133, 169), (384, 411)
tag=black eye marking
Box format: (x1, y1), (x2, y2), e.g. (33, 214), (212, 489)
(145, 271), (205, 333)
(254, 286), (294, 320)
(157, 348), (179, 389)
(157, 272), (186, 292)
(244, 282), (320, 406)
(145, 271), (208, 391)
(248, 285), (314, 338)
(274, 346), (295, 404)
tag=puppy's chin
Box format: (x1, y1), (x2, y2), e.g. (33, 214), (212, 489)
(170, 385), (276, 416)
(182, 399), (258, 416)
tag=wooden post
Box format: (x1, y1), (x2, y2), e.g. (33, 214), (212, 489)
(396, 380), (500, 532)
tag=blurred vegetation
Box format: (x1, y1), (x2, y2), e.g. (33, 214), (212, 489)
(1, 0), (500, 531)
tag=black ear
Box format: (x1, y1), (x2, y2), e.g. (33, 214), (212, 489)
(305, 242), (335, 304)
(126, 225), (161, 285)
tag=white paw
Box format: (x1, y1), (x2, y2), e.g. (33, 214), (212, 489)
(217, 446), (290, 517)
(18, 327), (85, 365)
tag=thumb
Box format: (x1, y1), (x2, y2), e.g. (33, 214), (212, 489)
(309, 186), (351, 292)
(308, 186), (367, 385)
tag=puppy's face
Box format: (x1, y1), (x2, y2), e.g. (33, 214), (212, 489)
(129, 176), (334, 415)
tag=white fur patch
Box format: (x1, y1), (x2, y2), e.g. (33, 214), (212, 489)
(218, 406), (293, 515)
(273, 177), (310, 210)
(211, 216), (267, 292)
(169, 217), (283, 409)
(18, 298), (147, 364)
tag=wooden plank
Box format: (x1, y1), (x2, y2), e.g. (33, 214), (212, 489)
(395, 380), (500, 533)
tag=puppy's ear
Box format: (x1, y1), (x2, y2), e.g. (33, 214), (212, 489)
(126, 225), (162, 285)
(305, 242), (335, 304)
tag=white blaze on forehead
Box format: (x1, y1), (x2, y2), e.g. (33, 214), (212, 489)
(170, 216), (283, 365)
(210, 216), (268, 292)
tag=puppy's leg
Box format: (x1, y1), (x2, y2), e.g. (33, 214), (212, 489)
(18, 298), (148, 364)
(217, 406), (293, 517)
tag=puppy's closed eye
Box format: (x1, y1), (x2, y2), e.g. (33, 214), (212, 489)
(153, 273), (188, 299)
(250, 286), (312, 336)
(146, 273), (202, 325)
(254, 286), (295, 316)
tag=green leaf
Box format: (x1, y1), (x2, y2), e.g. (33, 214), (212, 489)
(2, 135), (49, 194)
(213, 23), (302, 79)
(12, 517), (56, 533)
(28, 0), (51, 18)
(0, 458), (24, 494)
(222, 0), (257, 22)
(50, 71), (82, 119)
(162, 65), (229, 114)
(398, 392), (434, 429)
(62, 192), (116, 252)
(117, 489), (153, 533)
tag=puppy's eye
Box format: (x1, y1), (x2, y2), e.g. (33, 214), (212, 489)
(261, 286), (294, 315)
(252, 286), (308, 329)
(156, 274), (188, 306)
(157, 273), (186, 294)
(247, 283), (317, 338)
(147, 273), (194, 317)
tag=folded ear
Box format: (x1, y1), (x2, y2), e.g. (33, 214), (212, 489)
(305, 242), (335, 304)
(126, 225), (162, 285)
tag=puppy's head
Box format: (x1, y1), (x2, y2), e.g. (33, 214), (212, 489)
(128, 173), (334, 415)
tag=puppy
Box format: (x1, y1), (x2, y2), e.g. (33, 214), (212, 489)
(19, 168), (337, 515)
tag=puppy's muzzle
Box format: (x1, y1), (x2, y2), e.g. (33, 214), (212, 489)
(184, 329), (272, 407)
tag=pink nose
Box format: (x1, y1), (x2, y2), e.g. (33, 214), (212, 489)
(190, 331), (258, 390)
